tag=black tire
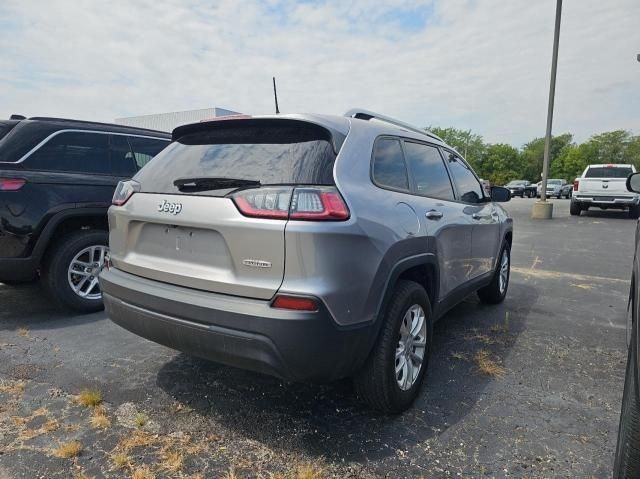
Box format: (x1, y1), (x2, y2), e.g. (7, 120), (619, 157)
(569, 200), (582, 216)
(354, 280), (433, 414)
(629, 205), (640, 220)
(613, 337), (640, 478)
(43, 229), (108, 313)
(520, 192), (524, 198)
(556, 193), (561, 199)
(478, 242), (510, 304)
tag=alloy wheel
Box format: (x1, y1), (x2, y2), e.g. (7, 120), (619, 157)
(395, 304), (428, 391)
(67, 245), (108, 300)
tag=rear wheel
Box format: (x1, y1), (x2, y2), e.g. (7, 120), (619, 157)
(354, 280), (432, 413)
(613, 337), (640, 478)
(629, 205), (640, 220)
(43, 230), (108, 313)
(570, 200), (582, 216)
(478, 242), (510, 304)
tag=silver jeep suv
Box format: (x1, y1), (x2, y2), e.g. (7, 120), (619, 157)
(100, 110), (513, 413)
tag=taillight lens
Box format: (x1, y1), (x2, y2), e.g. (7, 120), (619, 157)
(112, 180), (140, 206)
(231, 186), (349, 221)
(0, 178), (26, 191)
(573, 180), (579, 191)
(271, 294), (319, 311)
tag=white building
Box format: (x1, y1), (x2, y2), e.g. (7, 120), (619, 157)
(115, 107), (241, 133)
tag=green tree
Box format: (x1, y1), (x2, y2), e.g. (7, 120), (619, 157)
(520, 133), (573, 182)
(480, 144), (522, 185)
(428, 127), (486, 170)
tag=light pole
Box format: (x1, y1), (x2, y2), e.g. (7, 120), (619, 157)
(532, 0), (562, 219)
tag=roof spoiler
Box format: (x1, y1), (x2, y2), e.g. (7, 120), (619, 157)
(344, 108), (444, 143)
(9, 114), (26, 120)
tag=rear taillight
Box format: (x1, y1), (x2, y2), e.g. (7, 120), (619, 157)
(573, 180), (579, 191)
(0, 178), (26, 191)
(231, 186), (349, 221)
(112, 180), (140, 206)
(271, 294), (319, 312)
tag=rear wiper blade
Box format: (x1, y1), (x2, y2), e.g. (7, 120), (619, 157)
(173, 177), (261, 192)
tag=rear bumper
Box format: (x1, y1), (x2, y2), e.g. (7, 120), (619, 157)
(0, 257), (38, 282)
(573, 195), (639, 207)
(99, 268), (373, 382)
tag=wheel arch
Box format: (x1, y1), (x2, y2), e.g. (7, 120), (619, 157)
(33, 208), (108, 267)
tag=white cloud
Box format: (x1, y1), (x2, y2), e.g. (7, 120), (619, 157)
(0, 0), (638, 146)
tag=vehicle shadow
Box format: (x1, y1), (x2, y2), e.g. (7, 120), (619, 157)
(156, 281), (538, 464)
(0, 282), (104, 331)
(581, 209), (629, 220)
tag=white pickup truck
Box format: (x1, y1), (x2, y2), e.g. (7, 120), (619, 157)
(570, 164), (639, 218)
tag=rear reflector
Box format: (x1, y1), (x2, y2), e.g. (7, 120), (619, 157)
(231, 186), (349, 221)
(573, 180), (579, 191)
(0, 178), (25, 191)
(271, 295), (319, 312)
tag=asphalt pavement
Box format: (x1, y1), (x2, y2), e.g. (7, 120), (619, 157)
(0, 198), (635, 478)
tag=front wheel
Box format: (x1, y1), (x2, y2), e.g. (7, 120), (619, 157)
(43, 230), (108, 313)
(629, 205), (640, 220)
(478, 242), (510, 304)
(613, 340), (640, 477)
(354, 280), (432, 413)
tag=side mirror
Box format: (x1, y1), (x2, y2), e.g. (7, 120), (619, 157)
(627, 172), (640, 193)
(490, 186), (511, 202)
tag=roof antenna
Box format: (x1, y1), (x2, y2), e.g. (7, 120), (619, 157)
(272, 76), (280, 114)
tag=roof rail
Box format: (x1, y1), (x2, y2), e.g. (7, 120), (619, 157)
(344, 108), (444, 142)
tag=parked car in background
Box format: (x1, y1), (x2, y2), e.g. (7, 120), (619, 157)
(506, 180), (536, 198)
(613, 172), (640, 477)
(0, 116), (170, 311)
(571, 164), (639, 218)
(100, 110), (513, 413)
(544, 179), (572, 199)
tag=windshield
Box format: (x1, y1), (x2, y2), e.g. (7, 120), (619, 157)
(547, 179), (562, 185)
(585, 166), (633, 178)
(135, 121), (338, 196)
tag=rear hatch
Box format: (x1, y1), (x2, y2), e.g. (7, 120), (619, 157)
(108, 118), (346, 299)
(579, 165), (634, 198)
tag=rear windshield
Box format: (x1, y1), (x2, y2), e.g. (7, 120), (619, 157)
(547, 179), (561, 184)
(135, 121), (338, 195)
(585, 166), (633, 178)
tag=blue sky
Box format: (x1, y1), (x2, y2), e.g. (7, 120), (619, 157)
(0, 0), (638, 145)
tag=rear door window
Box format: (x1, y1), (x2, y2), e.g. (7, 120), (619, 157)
(585, 166), (633, 178)
(135, 121), (338, 195)
(445, 152), (485, 203)
(127, 136), (169, 169)
(26, 132), (110, 173)
(372, 138), (409, 191)
(25, 131), (140, 176)
(403, 141), (454, 200)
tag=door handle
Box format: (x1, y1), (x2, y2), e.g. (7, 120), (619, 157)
(425, 210), (443, 220)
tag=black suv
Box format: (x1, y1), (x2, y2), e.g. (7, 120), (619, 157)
(0, 116), (170, 312)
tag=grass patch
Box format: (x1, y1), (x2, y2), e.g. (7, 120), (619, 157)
(221, 467), (239, 479)
(90, 406), (111, 429)
(474, 350), (506, 378)
(159, 449), (183, 472)
(77, 388), (102, 407)
(116, 430), (160, 452)
(490, 311), (510, 334)
(0, 380), (26, 396)
(450, 351), (467, 361)
(17, 327), (29, 338)
(295, 464), (325, 479)
(110, 452), (131, 470)
(52, 440), (82, 458)
(134, 413), (147, 428)
(131, 465), (155, 479)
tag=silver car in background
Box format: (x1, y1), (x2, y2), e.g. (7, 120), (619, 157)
(100, 110), (513, 413)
